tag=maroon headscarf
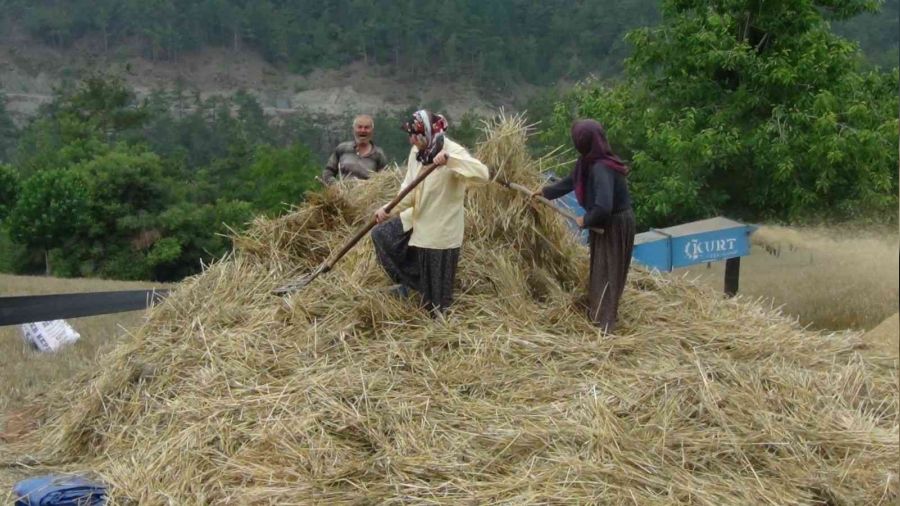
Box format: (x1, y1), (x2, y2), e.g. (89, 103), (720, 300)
(571, 119), (629, 206)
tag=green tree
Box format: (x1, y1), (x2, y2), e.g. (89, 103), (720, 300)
(8, 145), (178, 279)
(0, 92), (17, 163)
(13, 76), (145, 177)
(2, 0), (664, 86)
(23, 3), (75, 46)
(69, 147), (174, 279)
(155, 199), (253, 280)
(78, 147), (168, 232)
(449, 111), (483, 150)
(92, 0), (122, 54)
(7, 168), (91, 274)
(1, 73), (337, 280)
(60, 74), (147, 134)
(0, 163), (18, 221)
(3, 0), (895, 86)
(242, 143), (320, 214)
(14, 113), (108, 178)
(549, 0), (899, 227)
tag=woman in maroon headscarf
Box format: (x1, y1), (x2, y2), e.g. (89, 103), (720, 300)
(535, 119), (635, 333)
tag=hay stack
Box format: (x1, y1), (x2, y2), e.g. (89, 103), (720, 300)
(2, 115), (897, 505)
(863, 312), (900, 359)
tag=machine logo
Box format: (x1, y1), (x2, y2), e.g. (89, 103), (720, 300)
(684, 238), (738, 261)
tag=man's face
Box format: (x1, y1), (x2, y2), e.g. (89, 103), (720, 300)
(354, 120), (373, 143)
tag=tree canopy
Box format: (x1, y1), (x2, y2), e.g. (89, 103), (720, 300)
(2, 0), (895, 86)
(546, 0), (898, 228)
(1, 76), (321, 280)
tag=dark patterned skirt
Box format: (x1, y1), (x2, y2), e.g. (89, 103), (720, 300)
(588, 208), (636, 333)
(371, 218), (460, 315)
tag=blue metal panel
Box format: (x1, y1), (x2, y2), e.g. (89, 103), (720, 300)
(632, 231), (671, 271)
(628, 217), (755, 271)
(670, 227), (752, 268)
(661, 217), (755, 269)
(543, 173), (756, 272)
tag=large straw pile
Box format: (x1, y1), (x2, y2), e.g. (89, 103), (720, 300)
(2, 116), (897, 505)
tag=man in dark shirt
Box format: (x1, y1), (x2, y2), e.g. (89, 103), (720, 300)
(322, 114), (388, 184)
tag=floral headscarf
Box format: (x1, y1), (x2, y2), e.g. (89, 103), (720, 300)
(402, 109), (448, 164)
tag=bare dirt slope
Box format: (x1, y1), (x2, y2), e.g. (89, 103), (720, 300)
(0, 34), (506, 125)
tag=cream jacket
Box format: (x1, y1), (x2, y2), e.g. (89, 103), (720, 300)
(395, 138), (490, 249)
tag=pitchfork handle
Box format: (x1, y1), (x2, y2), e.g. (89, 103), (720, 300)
(502, 180), (604, 235)
(326, 163), (439, 269)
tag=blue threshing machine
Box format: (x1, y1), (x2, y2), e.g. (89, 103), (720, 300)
(555, 193), (757, 296)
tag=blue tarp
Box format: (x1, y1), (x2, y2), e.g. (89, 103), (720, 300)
(13, 475), (106, 506)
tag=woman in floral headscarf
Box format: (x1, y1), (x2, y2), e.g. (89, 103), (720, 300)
(536, 119), (635, 333)
(370, 109), (489, 317)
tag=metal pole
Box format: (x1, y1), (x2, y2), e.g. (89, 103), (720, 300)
(724, 257), (741, 297)
(0, 290), (170, 326)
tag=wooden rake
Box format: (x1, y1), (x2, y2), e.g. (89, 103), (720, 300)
(272, 163), (438, 296)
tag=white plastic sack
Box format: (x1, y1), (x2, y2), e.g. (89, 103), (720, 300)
(20, 320), (81, 352)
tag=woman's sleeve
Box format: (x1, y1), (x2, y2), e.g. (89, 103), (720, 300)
(540, 173), (574, 200)
(446, 141), (490, 183)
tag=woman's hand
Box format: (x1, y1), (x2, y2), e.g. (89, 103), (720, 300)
(575, 216), (584, 228)
(531, 189), (543, 199)
(432, 151), (449, 166)
(374, 207), (390, 223)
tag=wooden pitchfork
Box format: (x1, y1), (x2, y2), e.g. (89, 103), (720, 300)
(497, 179), (603, 235)
(272, 163), (439, 296)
